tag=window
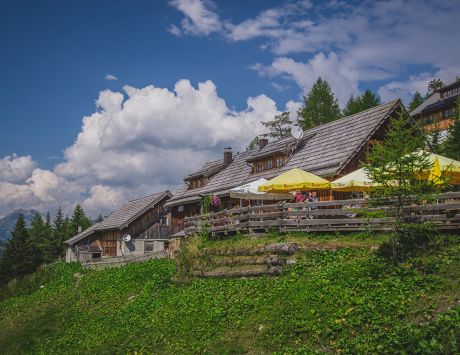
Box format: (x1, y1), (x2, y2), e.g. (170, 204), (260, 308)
(443, 108), (455, 119)
(189, 178), (204, 190)
(144, 241), (154, 253)
(275, 157), (285, 167)
(267, 159), (273, 169)
(443, 87), (459, 99)
(257, 162), (264, 172)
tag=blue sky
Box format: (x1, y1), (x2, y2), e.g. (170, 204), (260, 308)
(0, 0), (459, 217)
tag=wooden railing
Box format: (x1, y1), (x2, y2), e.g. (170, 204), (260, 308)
(184, 192), (460, 236)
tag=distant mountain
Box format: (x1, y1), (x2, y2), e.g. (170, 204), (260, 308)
(0, 209), (39, 241)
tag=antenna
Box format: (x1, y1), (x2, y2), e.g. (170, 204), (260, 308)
(122, 234), (132, 243)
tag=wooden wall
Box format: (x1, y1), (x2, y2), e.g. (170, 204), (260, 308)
(76, 195), (170, 257)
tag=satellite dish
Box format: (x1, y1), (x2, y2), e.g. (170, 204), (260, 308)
(122, 234), (132, 243)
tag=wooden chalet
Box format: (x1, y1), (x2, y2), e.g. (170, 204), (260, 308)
(165, 100), (409, 234)
(65, 191), (172, 263)
(411, 79), (460, 139)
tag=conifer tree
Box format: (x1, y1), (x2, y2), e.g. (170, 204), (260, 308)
(360, 89), (380, 109)
(0, 215), (37, 284)
(49, 207), (67, 259)
(69, 204), (92, 236)
(365, 112), (442, 261)
(261, 111), (293, 139)
(343, 95), (361, 117)
(297, 77), (341, 130)
(408, 91), (424, 112)
(443, 98), (460, 161)
(28, 213), (46, 265)
(343, 89), (380, 116)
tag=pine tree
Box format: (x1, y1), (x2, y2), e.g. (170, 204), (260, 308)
(261, 112), (293, 139)
(0, 215), (37, 284)
(343, 95), (361, 117)
(96, 214), (104, 223)
(365, 112), (442, 261)
(63, 215), (72, 242)
(360, 89), (381, 110)
(28, 213), (46, 265)
(297, 77), (341, 130)
(48, 207), (67, 259)
(430, 130), (441, 152)
(408, 91), (424, 112)
(427, 78), (445, 96)
(69, 204), (92, 236)
(444, 98), (460, 161)
(342, 89), (380, 116)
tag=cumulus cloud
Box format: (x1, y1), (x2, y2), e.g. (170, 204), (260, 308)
(0, 79), (294, 217)
(55, 80), (280, 186)
(105, 74), (118, 81)
(379, 67), (460, 105)
(0, 154), (36, 183)
(0, 168), (82, 217)
(169, 0), (222, 36)
(169, 0), (460, 105)
(252, 52), (359, 106)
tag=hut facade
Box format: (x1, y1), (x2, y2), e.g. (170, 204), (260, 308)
(65, 191), (172, 262)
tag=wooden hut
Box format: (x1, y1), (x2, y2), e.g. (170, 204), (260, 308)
(65, 191), (172, 263)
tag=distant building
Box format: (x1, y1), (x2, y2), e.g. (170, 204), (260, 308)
(65, 191), (172, 263)
(411, 80), (460, 141)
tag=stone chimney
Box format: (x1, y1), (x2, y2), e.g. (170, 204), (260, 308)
(77, 226), (82, 233)
(259, 138), (269, 149)
(224, 147), (233, 166)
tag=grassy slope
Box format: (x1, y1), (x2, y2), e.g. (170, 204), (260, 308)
(0, 233), (459, 354)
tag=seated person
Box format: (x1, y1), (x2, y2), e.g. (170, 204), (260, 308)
(294, 190), (305, 203)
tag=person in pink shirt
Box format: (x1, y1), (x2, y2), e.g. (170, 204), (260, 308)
(294, 190), (305, 203)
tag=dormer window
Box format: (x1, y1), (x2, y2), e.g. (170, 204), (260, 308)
(189, 178), (205, 190)
(246, 136), (296, 174)
(252, 155), (286, 173)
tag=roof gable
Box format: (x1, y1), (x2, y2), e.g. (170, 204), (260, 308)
(184, 159), (225, 181)
(66, 190), (172, 245)
(246, 136), (296, 163)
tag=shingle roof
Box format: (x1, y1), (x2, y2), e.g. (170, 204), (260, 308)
(184, 159), (225, 181)
(166, 100), (402, 207)
(66, 191), (172, 245)
(421, 95), (457, 114)
(246, 136), (296, 163)
(410, 92), (440, 116)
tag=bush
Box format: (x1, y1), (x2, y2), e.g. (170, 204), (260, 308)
(377, 223), (437, 261)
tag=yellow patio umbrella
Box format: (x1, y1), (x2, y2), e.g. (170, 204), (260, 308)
(331, 168), (378, 192)
(428, 157), (443, 185)
(258, 168), (330, 193)
(418, 152), (460, 185)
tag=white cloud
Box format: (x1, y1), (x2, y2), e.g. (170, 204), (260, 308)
(1, 79), (296, 217)
(379, 67), (460, 105)
(169, 0), (460, 105)
(169, 0), (222, 36)
(0, 154), (36, 183)
(0, 168), (82, 217)
(252, 52), (359, 106)
(105, 74), (118, 81)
